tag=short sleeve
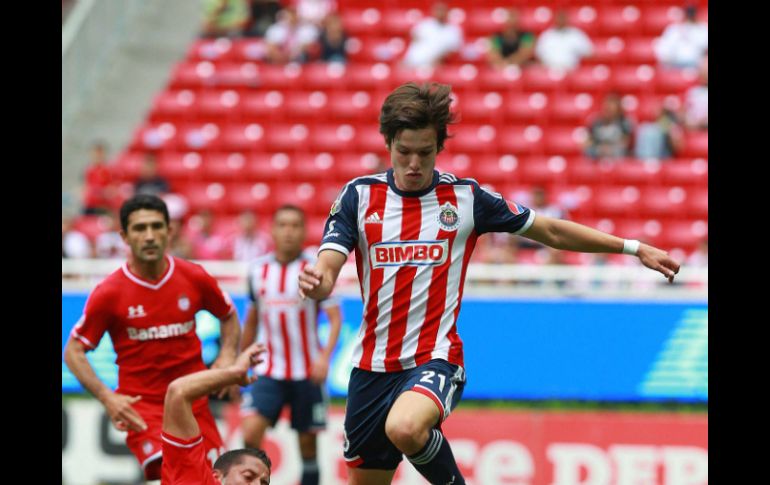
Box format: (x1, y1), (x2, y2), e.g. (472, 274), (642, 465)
(70, 285), (114, 351)
(193, 265), (236, 320)
(472, 183), (536, 235)
(318, 181), (360, 257)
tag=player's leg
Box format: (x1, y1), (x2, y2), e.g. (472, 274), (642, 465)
(291, 379), (329, 485)
(385, 360), (467, 485)
(348, 467), (397, 485)
(239, 377), (285, 448)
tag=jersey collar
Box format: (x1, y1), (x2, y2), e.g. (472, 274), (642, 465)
(386, 168), (439, 198)
(121, 254), (175, 290)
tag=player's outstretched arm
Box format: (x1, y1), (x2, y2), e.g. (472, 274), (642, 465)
(521, 215), (681, 282)
(163, 343), (265, 440)
(64, 337), (147, 432)
(298, 249), (347, 300)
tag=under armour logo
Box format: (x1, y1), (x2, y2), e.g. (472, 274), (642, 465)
(127, 305), (146, 318)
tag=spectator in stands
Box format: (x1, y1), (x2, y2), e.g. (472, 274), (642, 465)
(402, 2), (463, 68)
(295, 0), (337, 26)
(585, 93), (634, 160)
(62, 216), (93, 259)
(201, 0), (250, 38)
(517, 187), (568, 265)
(189, 209), (229, 260)
(634, 103), (684, 160)
(264, 6), (320, 64)
(318, 12), (348, 63)
(535, 9), (593, 70)
(82, 141), (118, 215)
(654, 3), (708, 69)
(683, 55), (708, 130)
(242, 0), (282, 37)
(486, 8), (535, 69)
(94, 212), (126, 259)
(229, 211), (270, 261)
(134, 153), (170, 197)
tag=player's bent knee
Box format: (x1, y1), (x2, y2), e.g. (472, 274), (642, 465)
(384, 416), (425, 451)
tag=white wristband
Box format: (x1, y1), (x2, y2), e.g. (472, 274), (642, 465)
(622, 239), (640, 256)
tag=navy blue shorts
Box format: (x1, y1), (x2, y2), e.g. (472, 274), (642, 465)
(343, 359), (466, 470)
(240, 376), (328, 432)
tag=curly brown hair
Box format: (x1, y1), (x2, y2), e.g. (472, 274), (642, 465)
(379, 82), (457, 153)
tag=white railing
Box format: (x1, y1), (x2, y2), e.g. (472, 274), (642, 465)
(62, 0), (148, 132)
(62, 259), (708, 299)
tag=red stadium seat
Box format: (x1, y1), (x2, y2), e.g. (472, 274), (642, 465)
(504, 92), (549, 124)
(310, 124), (358, 153)
(150, 90), (198, 123)
(341, 8), (383, 36)
(355, 126), (388, 153)
(157, 152), (204, 182)
(518, 6), (555, 34)
(221, 123), (266, 151)
(186, 38), (235, 62)
(182, 182), (228, 213)
(521, 66), (567, 92)
(381, 8), (426, 36)
(291, 152), (340, 182)
(685, 187), (708, 218)
(614, 218), (657, 244)
(519, 156), (568, 185)
(435, 153), (477, 180)
(246, 153), (293, 182)
(465, 8), (507, 37)
(176, 123), (223, 151)
(468, 154), (521, 185)
(638, 186), (689, 218)
(305, 215), (329, 246)
(230, 38), (269, 62)
(608, 160), (662, 186)
(548, 93), (597, 125)
(212, 62), (261, 90)
(130, 122), (182, 151)
(345, 63), (394, 91)
(543, 126), (588, 157)
(298, 63), (349, 91)
(654, 68), (699, 94)
(200, 152), (248, 182)
(626, 37), (658, 65)
(566, 6), (600, 37)
(498, 125), (545, 156)
(241, 91), (285, 121)
(284, 91), (329, 122)
(454, 91), (505, 124)
(477, 65), (525, 92)
(170, 61), (218, 90)
(587, 37), (627, 66)
(434, 64), (482, 93)
(272, 182), (324, 215)
(641, 5), (688, 36)
(252, 63), (303, 90)
(566, 65), (612, 94)
(681, 131), (708, 158)
(195, 90), (242, 121)
(226, 182), (275, 214)
(450, 125), (499, 154)
(658, 219), (708, 252)
(660, 158), (708, 186)
(597, 5), (643, 36)
(591, 185), (642, 218)
(347, 37), (407, 63)
(264, 123), (310, 153)
(336, 152), (386, 180)
(563, 156), (613, 185)
(327, 91), (380, 122)
(610, 65), (656, 95)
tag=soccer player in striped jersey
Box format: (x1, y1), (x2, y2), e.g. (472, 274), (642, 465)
(239, 205), (342, 485)
(298, 82), (681, 485)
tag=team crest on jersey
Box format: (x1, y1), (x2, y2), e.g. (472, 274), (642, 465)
(178, 295), (190, 311)
(437, 202), (460, 231)
(330, 199), (341, 216)
(142, 440), (154, 455)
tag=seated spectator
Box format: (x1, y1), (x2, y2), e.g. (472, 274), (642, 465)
(94, 212), (126, 259)
(535, 9), (593, 70)
(134, 153), (170, 197)
(402, 2), (463, 68)
(201, 0), (250, 38)
(228, 211), (270, 261)
(318, 12), (347, 63)
(295, 0), (337, 26)
(634, 104), (684, 160)
(264, 7), (320, 64)
(654, 4), (708, 69)
(585, 93), (634, 160)
(683, 55), (708, 130)
(82, 141), (118, 215)
(242, 0), (282, 37)
(486, 8), (535, 69)
(62, 216), (93, 259)
(188, 209), (228, 260)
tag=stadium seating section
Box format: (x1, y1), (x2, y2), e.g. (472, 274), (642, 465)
(80, 0), (708, 261)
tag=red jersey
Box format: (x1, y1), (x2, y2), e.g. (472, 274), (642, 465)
(71, 255), (236, 401)
(161, 432), (218, 485)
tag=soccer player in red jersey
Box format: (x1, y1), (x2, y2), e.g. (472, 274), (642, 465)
(161, 342), (271, 485)
(298, 82), (682, 485)
(239, 205), (342, 485)
(63, 194), (241, 482)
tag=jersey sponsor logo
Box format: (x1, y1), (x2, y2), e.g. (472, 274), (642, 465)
(127, 305), (146, 319)
(437, 202), (460, 231)
(370, 240), (449, 268)
(126, 320), (195, 341)
(365, 212), (383, 224)
(324, 220), (340, 239)
(178, 295), (190, 311)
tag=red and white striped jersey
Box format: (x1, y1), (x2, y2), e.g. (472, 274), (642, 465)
(247, 251), (338, 380)
(319, 169), (535, 373)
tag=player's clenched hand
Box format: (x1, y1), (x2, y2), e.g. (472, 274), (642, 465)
(298, 266), (323, 300)
(309, 354), (330, 385)
(103, 392), (147, 432)
(231, 343), (266, 387)
(637, 243), (681, 283)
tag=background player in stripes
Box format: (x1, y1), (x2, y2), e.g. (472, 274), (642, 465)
(63, 194), (241, 483)
(161, 342), (271, 485)
(298, 82), (681, 485)
(239, 205), (342, 485)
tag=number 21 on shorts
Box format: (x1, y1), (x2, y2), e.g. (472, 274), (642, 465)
(420, 370), (446, 392)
